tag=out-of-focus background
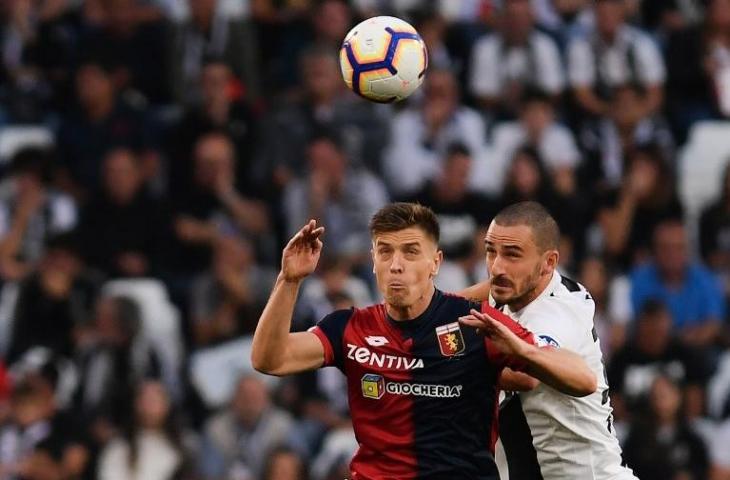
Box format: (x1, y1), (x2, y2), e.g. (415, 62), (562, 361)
(0, 0), (729, 478)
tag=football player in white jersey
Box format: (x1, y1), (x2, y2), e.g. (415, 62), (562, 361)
(459, 201), (638, 480)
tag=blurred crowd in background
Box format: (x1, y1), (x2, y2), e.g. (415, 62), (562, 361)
(2, 0), (730, 478)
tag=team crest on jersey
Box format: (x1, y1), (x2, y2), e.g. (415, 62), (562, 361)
(361, 374), (385, 399)
(435, 322), (465, 357)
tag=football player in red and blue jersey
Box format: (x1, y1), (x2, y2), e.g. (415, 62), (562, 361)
(251, 202), (596, 480)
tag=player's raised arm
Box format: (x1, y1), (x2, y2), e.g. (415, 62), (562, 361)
(251, 220), (327, 376)
(460, 308), (597, 397)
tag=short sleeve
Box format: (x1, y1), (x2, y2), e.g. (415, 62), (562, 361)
(469, 36), (501, 98)
(308, 308), (353, 369)
(480, 302), (537, 372)
(634, 33), (666, 85)
(567, 38), (595, 87)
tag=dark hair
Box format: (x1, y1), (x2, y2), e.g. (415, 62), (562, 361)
(8, 147), (54, 183)
(262, 446), (309, 480)
(493, 201), (560, 252)
(369, 202), (440, 244)
(445, 142), (471, 158)
(124, 380), (189, 472)
(520, 88), (552, 108)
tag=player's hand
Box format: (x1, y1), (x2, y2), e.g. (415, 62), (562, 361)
(459, 309), (532, 358)
(281, 219), (325, 283)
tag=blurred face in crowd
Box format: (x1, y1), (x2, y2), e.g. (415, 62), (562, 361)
(578, 257), (607, 303)
(653, 222), (689, 281)
(312, 0), (351, 44)
(636, 306), (672, 355)
(485, 222), (557, 311)
(232, 376), (269, 426)
(301, 52), (342, 102)
(624, 151), (660, 201)
(521, 99), (554, 138)
(508, 150), (542, 197)
(103, 148), (142, 205)
(371, 227), (442, 318)
(649, 375), (681, 423)
(595, 0), (625, 40)
(307, 138), (346, 184)
(708, 0), (730, 31)
(190, 0), (217, 25)
(439, 151), (471, 199)
(214, 235), (252, 272)
(552, 0), (588, 16)
(264, 450), (306, 480)
(12, 381), (55, 428)
(424, 69), (458, 114)
(502, 0), (534, 44)
(201, 62), (232, 108)
(193, 133), (235, 190)
(76, 64), (115, 113)
(135, 381), (170, 430)
(94, 297), (130, 346)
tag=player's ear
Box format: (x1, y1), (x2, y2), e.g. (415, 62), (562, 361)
(431, 249), (443, 277)
(542, 249), (559, 275)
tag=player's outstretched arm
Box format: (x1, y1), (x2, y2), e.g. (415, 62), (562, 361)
(251, 220), (327, 376)
(460, 309), (597, 397)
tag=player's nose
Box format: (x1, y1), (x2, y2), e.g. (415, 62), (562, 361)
(389, 252), (404, 273)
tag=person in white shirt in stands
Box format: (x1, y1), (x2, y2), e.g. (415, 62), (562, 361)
(567, 0), (665, 118)
(461, 201), (637, 480)
(469, 0), (565, 118)
(383, 68), (489, 198)
(490, 89), (581, 197)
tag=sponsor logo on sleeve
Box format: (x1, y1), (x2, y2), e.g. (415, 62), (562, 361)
(537, 335), (560, 348)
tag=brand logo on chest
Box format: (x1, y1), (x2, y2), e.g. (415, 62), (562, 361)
(435, 322), (465, 357)
(346, 343), (424, 370)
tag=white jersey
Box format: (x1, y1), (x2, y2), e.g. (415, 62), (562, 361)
(495, 272), (637, 480)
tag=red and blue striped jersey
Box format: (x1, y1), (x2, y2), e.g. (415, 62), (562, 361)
(310, 289), (537, 480)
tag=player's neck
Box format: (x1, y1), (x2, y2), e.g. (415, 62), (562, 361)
(387, 283), (436, 321)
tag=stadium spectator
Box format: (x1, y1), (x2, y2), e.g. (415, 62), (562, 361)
(79, 148), (169, 278)
(7, 233), (98, 364)
(491, 89), (581, 196)
(468, 0), (565, 118)
(168, 0), (260, 104)
(579, 84), (675, 192)
(199, 375), (298, 480)
(700, 156), (730, 277)
(0, 147), (77, 281)
(56, 55), (158, 200)
(666, 0), (730, 141)
(168, 59), (259, 200)
(262, 446), (309, 480)
(97, 380), (192, 480)
(596, 145), (682, 269)
(622, 374), (710, 480)
(172, 132), (272, 276)
(190, 235), (276, 346)
(630, 220), (725, 349)
(256, 44), (388, 183)
(568, 0), (665, 118)
(283, 132), (388, 264)
(608, 300), (711, 424)
(384, 68), (489, 196)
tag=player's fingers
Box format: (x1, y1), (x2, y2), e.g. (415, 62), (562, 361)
(458, 316), (490, 334)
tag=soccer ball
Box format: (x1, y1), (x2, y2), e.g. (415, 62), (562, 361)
(339, 16), (428, 103)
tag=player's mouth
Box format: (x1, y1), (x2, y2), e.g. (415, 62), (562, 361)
(388, 282), (406, 290)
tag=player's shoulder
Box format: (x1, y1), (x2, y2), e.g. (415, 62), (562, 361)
(442, 290), (482, 313)
(522, 274), (595, 328)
